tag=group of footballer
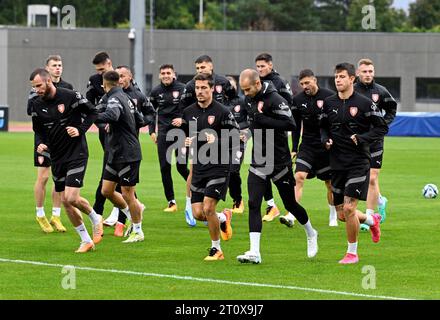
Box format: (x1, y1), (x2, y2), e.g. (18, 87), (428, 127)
(28, 50), (396, 264)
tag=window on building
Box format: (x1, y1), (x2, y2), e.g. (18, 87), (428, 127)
(376, 77), (401, 102)
(416, 78), (440, 102)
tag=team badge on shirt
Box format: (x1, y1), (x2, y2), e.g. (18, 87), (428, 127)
(234, 105), (241, 113)
(57, 104), (65, 113)
(257, 101), (264, 113)
(349, 106), (358, 117)
(132, 98), (138, 106)
(208, 115), (215, 125)
(317, 100), (324, 108)
(215, 85), (223, 94)
(372, 94), (379, 102)
(173, 91), (180, 99)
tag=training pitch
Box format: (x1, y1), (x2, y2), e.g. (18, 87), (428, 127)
(0, 132), (439, 300)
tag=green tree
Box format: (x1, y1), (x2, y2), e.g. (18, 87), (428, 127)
(195, 1), (221, 30)
(155, 0), (196, 29)
(409, 0), (440, 30)
(228, 0), (273, 31)
(315, 0), (352, 31)
(0, 0), (130, 28)
(270, 0), (320, 31)
(0, 0), (37, 25)
(230, 0), (318, 31)
(196, 0), (240, 31)
(346, 0), (407, 32)
(62, 0), (129, 28)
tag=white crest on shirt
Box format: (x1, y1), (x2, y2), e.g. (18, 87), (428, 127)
(317, 100), (324, 108)
(349, 106), (358, 117)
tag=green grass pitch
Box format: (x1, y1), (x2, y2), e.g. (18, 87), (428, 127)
(0, 132), (439, 300)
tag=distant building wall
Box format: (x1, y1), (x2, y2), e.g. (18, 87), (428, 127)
(5, 27), (440, 121)
(7, 28), (131, 121)
(0, 29), (8, 108)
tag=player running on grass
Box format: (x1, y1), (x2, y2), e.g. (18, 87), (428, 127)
(319, 63), (388, 264)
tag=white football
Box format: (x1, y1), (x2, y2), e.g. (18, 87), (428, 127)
(422, 184), (438, 199)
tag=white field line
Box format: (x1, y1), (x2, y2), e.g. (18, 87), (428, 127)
(0, 257), (413, 300)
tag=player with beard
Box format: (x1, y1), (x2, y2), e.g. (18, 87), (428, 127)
(280, 69), (337, 228)
(30, 68), (100, 253)
(236, 69), (318, 264)
(28, 55), (73, 233)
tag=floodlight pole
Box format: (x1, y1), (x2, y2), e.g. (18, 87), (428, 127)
(199, 0), (204, 24)
(130, 0), (146, 92)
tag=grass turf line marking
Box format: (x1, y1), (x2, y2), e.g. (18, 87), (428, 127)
(0, 257), (413, 300)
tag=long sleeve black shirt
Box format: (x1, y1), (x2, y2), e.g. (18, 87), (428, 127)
(31, 88), (97, 163)
(95, 87), (142, 164)
(319, 91), (389, 170)
(245, 82), (296, 168)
